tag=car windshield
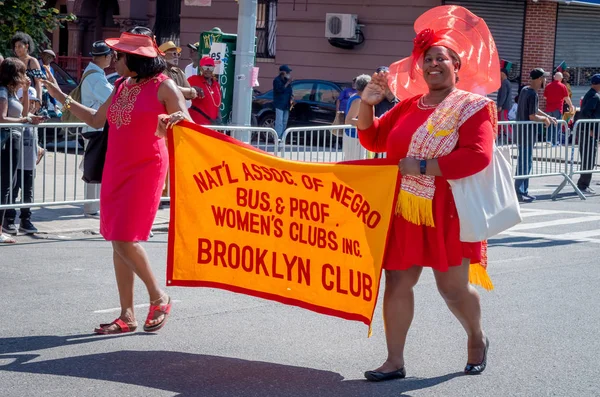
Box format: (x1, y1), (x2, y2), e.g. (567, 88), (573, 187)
(50, 62), (77, 86)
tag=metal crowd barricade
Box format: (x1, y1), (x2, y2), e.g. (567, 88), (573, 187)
(553, 119), (600, 197)
(0, 122), (92, 211)
(207, 125), (279, 154)
(497, 120), (584, 200)
(279, 125), (369, 162)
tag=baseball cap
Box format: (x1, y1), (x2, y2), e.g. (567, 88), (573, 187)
(90, 41), (111, 56)
(530, 68), (549, 80)
(42, 49), (56, 58)
(17, 87), (40, 102)
(187, 42), (199, 51)
(200, 56), (215, 67)
(279, 64), (292, 73)
(376, 66), (389, 73)
(591, 74), (600, 85)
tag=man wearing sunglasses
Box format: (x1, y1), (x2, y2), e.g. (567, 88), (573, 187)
(159, 41), (197, 101)
(187, 57), (222, 125)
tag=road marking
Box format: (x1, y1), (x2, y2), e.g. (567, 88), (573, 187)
(488, 255), (541, 264)
(509, 216), (600, 231)
(554, 229), (600, 239)
(500, 231), (600, 244)
(519, 209), (600, 216)
(94, 300), (182, 314)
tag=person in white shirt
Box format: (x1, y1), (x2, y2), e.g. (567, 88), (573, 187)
(184, 42), (199, 79)
(80, 41), (114, 216)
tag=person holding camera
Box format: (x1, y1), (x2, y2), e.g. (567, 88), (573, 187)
(0, 58), (45, 242)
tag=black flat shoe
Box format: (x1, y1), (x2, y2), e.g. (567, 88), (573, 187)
(464, 337), (489, 375)
(364, 367), (406, 382)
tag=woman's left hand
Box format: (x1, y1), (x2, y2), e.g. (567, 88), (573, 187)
(156, 111), (186, 138)
(399, 158), (421, 176)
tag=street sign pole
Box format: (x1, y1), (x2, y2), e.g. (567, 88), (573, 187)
(231, 0), (258, 143)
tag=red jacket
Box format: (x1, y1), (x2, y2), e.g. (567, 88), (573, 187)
(188, 75), (222, 124)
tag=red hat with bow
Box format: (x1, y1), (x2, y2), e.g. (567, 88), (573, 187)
(105, 32), (164, 58)
(387, 5), (501, 100)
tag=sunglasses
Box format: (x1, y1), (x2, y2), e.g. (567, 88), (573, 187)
(201, 66), (215, 72)
(166, 51), (182, 58)
(114, 51), (125, 61)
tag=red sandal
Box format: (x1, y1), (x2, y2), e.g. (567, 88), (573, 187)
(143, 295), (172, 332)
(94, 318), (138, 334)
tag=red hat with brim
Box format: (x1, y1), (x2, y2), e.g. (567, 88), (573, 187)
(387, 5), (500, 100)
(105, 32), (164, 58)
(200, 56), (215, 67)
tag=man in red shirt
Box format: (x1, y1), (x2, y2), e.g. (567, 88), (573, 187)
(188, 57), (222, 125)
(544, 72), (573, 145)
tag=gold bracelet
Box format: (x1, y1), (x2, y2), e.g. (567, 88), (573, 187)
(63, 95), (73, 109)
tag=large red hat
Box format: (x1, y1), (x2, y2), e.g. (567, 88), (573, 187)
(105, 32), (164, 58)
(388, 5), (500, 100)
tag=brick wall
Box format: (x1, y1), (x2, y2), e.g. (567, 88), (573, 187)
(521, 0), (558, 109)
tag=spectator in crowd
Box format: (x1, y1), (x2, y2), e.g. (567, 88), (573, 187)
(336, 77), (357, 120)
(575, 74), (600, 194)
(341, 74), (370, 160)
(0, 58), (44, 243)
(40, 49), (56, 76)
(273, 64), (293, 138)
(159, 41), (197, 101)
(515, 68), (557, 203)
(544, 71), (573, 145)
(5, 87), (43, 234)
(374, 66), (399, 117)
(11, 32), (43, 100)
(188, 57), (222, 125)
(562, 71), (575, 123)
(184, 42), (199, 79)
(80, 41), (114, 216)
(497, 68), (512, 121)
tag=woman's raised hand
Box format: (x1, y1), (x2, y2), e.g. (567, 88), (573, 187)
(361, 71), (389, 106)
(41, 65), (62, 98)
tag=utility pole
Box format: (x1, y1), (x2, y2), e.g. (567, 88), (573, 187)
(231, 0), (258, 143)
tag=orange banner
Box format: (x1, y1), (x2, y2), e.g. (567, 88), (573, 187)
(167, 122), (399, 326)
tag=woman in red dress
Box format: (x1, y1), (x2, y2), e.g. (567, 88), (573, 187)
(42, 27), (192, 334)
(358, 6), (501, 380)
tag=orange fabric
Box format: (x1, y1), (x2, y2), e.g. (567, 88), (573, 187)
(167, 121), (400, 326)
(388, 5), (501, 100)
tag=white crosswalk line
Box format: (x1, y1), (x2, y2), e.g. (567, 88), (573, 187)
(508, 216), (600, 231)
(501, 231), (600, 244)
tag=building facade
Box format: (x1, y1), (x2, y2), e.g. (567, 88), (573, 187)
(63, 0), (600, 99)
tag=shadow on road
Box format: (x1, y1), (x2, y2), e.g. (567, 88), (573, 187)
(0, 335), (463, 396)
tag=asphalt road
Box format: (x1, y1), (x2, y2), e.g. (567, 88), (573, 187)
(1, 176), (599, 397)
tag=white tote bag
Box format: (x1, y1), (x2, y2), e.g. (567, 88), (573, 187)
(447, 145), (522, 242)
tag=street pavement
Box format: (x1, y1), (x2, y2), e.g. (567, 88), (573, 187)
(1, 175), (599, 396)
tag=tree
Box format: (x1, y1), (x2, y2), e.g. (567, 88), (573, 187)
(0, 0), (76, 57)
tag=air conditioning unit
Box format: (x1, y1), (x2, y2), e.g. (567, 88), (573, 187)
(325, 13), (358, 39)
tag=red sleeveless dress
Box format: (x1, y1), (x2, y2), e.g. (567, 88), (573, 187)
(100, 74), (169, 241)
(358, 95), (494, 272)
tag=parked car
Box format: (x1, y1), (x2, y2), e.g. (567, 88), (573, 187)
(252, 79), (351, 144)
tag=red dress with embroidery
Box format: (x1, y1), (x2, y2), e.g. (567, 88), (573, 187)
(100, 75), (169, 241)
(358, 95), (494, 271)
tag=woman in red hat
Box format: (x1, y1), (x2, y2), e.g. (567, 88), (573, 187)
(42, 26), (191, 334)
(188, 57), (222, 125)
(358, 6), (500, 380)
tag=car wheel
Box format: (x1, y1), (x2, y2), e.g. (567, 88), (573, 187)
(259, 113), (276, 129)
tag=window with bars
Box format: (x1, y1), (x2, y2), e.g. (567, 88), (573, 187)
(256, 0), (277, 59)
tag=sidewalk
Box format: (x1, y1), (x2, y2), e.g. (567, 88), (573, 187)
(21, 205), (170, 235)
